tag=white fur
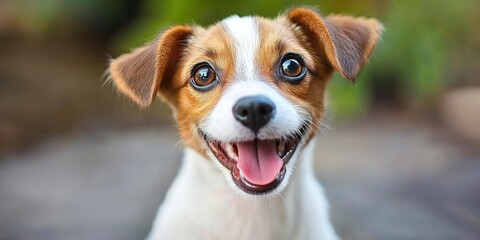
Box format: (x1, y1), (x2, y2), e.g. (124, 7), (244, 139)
(199, 80), (307, 143)
(146, 142), (339, 240)
(223, 15), (259, 81)
(199, 79), (309, 197)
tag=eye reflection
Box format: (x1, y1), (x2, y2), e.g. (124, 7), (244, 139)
(190, 63), (219, 91)
(278, 53), (306, 83)
(281, 59), (303, 77)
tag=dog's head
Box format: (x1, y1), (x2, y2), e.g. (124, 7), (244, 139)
(109, 8), (382, 196)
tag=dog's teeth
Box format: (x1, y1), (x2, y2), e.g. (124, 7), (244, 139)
(276, 140), (285, 156)
(226, 143), (238, 161)
(282, 149), (292, 160)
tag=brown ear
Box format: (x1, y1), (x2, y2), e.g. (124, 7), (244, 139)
(109, 26), (192, 107)
(287, 8), (383, 82)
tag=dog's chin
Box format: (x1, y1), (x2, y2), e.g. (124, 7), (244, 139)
(199, 124), (308, 196)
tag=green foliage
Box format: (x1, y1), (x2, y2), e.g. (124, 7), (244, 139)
(328, 74), (368, 119)
(328, 0), (479, 118)
(370, 1), (448, 102)
(16, 0), (63, 35)
(114, 0), (322, 51)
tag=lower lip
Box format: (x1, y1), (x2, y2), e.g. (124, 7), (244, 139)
(233, 165), (287, 194)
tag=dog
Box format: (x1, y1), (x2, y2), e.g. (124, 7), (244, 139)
(108, 7), (382, 240)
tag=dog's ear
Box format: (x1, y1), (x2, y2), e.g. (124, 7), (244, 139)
(287, 8), (383, 82)
(109, 26), (192, 107)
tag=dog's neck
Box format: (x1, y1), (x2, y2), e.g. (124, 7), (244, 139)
(148, 139), (338, 240)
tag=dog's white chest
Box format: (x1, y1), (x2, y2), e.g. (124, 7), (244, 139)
(145, 146), (338, 240)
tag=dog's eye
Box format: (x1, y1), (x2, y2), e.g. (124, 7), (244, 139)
(190, 63), (218, 91)
(194, 67), (215, 85)
(279, 53), (306, 83)
(282, 59), (302, 77)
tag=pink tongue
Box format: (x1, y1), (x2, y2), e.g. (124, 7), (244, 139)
(236, 140), (283, 185)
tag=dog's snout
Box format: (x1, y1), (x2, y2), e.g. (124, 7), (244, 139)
(233, 95), (275, 133)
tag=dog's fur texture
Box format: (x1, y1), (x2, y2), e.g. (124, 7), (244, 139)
(108, 7), (382, 240)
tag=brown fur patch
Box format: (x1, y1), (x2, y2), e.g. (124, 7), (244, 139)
(109, 26), (192, 107)
(256, 17), (331, 142)
(171, 23), (237, 154)
(287, 8), (383, 82)
(109, 44), (157, 107)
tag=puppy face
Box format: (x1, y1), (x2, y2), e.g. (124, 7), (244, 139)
(109, 8), (382, 196)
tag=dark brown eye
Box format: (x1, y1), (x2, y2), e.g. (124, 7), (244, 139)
(278, 54), (306, 83)
(194, 67), (215, 86)
(190, 63), (218, 91)
(281, 59), (302, 77)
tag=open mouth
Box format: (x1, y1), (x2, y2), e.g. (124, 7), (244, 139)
(201, 125), (307, 195)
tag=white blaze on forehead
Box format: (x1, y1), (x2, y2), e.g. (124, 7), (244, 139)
(200, 16), (306, 143)
(222, 15), (259, 80)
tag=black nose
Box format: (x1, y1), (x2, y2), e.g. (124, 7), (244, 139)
(233, 95), (275, 133)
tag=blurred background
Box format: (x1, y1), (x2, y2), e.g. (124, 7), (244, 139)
(1, 0), (479, 239)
